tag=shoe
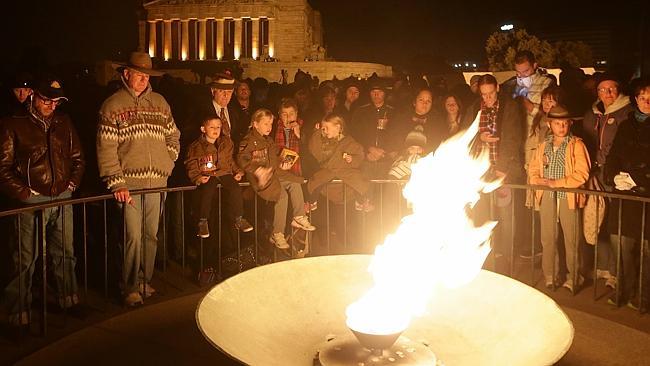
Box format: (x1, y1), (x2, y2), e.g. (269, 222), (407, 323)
(197, 219), (210, 238)
(58, 293), (80, 309)
(270, 232), (290, 249)
(235, 217), (254, 232)
(355, 199), (374, 212)
(627, 300), (640, 311)
(605, 276), (617, 289)
(291, 215), (316, 231)
(596, 269), (612, 280)
(304, 201), (317, 212)
(562, 276), (584, 294)
(544, 277), (556, 290)
(8, 311), (29, 326)
(124, 292), (143, 307)
(519, 251), (543, 259)
(138, 283), (156, 298)
(198, 267), (216, 286)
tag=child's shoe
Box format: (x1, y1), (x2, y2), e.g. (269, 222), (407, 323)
(270, 232), (290, 249)
(197, 218), (210, 238)
(235, 217), (254, 232)
(291, 215), (316, 231)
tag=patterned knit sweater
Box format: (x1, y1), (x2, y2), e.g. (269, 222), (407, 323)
(97, 79), (180, 191)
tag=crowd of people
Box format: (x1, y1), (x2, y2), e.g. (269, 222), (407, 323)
(1, 49), (649, 331)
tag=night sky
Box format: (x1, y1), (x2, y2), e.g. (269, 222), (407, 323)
(1, 0), (646, 74)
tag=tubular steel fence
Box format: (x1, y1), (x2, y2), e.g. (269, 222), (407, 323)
(0, 180), (647, 341)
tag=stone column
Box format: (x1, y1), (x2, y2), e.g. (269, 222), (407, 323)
(252, 18), (260, 59)
(138, 20), (146, 52)
(234, 18), (242, 60)
(148, 21), (157, 57)
(181, 20), (190, 60)
(216, 19), (224, 60)
(198, 19), (207, 60)
(163, 20), (172, 61)
(268, 18), (275, 58)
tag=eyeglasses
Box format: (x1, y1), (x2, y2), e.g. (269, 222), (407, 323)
(36, 94), (64, 106)
(597, 87), (618, 94)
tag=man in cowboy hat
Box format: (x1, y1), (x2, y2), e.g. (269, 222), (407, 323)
(0, 77), (85, 328)
(97, 51), (180, 307)
(203, 73), (246, 146)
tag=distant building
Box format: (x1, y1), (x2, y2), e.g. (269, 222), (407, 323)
(136, 0), (391, 82)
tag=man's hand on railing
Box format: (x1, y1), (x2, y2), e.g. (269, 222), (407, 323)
(114, 188), (133, 205)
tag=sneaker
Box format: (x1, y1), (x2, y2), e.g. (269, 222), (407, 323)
(305, 201), (318, 212)
(605, 276), (617, 289)
(235, 217), (254, 232)
(291, 215), (316, 231)
(270, 232), (290, 249)
(197, 219), (210, 238)
(544, 276), (556, 290)
(596, 269), (612, 280)
(138, 283), (156, 298)
(562, 276), (584, 294)
(124, 292), (143, 307)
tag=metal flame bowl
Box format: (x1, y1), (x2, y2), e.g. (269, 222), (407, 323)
(196, 255), (573, 366)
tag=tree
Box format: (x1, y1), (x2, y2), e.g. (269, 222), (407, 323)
(554, 40), (594, 68)
(485, 29), (556, 71)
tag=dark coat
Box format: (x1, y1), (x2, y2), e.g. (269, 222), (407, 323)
(605, 111), (650, 239)
(236, 128), (302, 202)
(464, 95), (526, 183)
(0, 111), (85, 200)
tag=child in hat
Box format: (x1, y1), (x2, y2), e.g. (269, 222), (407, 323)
(528, 106), (590, 293)
(388, 126), (427, 180)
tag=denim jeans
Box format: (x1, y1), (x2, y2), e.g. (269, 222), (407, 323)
(3, 190), (76, 315)
(118, 193), (162, 294)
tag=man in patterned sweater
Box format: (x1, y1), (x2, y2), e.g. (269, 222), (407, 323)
(97, 52), (180, 306)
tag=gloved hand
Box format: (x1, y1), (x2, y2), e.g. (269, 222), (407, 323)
(614, 172), (636, 191)
(513, 85), (529, 98)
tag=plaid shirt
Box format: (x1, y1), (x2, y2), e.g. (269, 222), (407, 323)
(479, 100), (500, 166)
(543, 134), (569, 199)
(274, 118), (303, 175)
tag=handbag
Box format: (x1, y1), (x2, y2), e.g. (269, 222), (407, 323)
(583, 174), (606, 245)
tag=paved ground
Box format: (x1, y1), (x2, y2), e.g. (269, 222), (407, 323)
(1, 255), (649, 366)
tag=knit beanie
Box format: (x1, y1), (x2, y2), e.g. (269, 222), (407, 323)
(404, 126), (427, 148)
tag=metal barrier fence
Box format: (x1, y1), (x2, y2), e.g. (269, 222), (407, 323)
(0, 180), (647, 339)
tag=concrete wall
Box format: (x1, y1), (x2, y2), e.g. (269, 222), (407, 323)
(241, 60), (393, 83)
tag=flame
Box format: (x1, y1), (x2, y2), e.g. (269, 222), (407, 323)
(346, 114), (500, 335)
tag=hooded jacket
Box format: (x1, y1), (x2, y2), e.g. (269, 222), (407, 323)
(580, 94), (633, 166)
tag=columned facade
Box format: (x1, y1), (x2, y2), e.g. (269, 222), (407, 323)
(143, 0), (324, 62)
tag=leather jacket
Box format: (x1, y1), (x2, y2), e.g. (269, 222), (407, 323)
(0, 111), (85, 200)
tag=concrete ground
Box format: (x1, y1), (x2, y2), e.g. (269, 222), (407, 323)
(1, 250), (649, 366)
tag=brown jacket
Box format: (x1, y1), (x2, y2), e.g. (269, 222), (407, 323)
(528, 136), (591, 209)
(0, 111), (85, 200)
(237, 128), (302, 202)
(184, 135), (242, 185)
(308, 131), (365, 170)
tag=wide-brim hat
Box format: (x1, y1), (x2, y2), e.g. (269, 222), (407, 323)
(547, 106), (583, 121)
(112, 52), (164, 76)
(34, 78), (68, 101)
(209, 73), (235, 89)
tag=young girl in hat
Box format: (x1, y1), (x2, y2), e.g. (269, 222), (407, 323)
(528, 106), (591, 293)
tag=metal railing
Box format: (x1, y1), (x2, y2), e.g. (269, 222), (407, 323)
(0, 180), (647, 341)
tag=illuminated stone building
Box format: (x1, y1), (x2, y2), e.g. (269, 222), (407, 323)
(136, 0), (391, 81)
